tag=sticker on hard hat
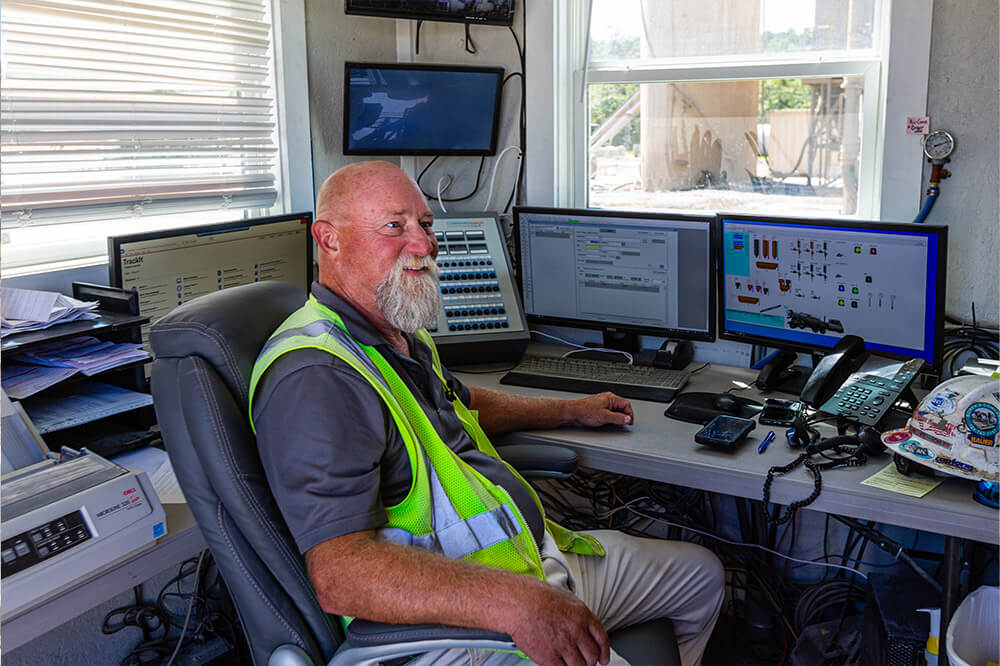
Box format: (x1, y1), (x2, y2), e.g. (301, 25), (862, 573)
(933, 456), (976, 473)
(965, 402), (1000, 438)
(898, 441), (934, 459)
(883, 430), (911, 445)
(924, 394), (956, 415)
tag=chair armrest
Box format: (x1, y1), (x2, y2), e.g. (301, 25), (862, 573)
(328, 620), (516, 666)
(346, 619), (511, 647)
(495, 444), (577, 479)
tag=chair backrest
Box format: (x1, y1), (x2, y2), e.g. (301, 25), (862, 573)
(150, 281), (339, 666)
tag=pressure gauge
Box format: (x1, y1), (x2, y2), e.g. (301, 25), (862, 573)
(922, 130), (955, 160)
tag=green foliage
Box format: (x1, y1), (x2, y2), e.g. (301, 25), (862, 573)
(761, 28), (815, 53)
(589, 83), (640, 151)
(760, 79), (811, 122)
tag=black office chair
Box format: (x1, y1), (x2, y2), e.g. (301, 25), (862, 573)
(149, 281), (679, 666)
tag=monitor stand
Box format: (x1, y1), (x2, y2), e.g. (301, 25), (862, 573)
(755, 349), (812, 396)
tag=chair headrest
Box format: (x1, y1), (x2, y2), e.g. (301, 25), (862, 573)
(150, 281), (306, 405)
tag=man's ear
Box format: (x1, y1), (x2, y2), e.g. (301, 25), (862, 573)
(312, 219), (338, 254)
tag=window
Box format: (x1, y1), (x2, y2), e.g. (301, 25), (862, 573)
(582, 0), (884, 218)
(1, 0), (290, 273)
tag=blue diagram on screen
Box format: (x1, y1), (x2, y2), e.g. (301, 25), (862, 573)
(720, 219), (938, 362)
(348, 68), (498, 152)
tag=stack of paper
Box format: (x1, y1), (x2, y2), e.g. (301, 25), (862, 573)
(13, 335), (149, 376)
(1, 363), (81, 400)
(1, 287), (99, 338)
(21, 381), (154, 434)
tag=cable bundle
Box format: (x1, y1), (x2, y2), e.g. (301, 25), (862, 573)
(102, 551), (246, 666)
(942, 307), (999, 377)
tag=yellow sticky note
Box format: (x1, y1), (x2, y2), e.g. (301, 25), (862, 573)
(861, 462), (943, 498)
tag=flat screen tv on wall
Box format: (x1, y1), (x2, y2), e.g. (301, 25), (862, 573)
(345, 0), (515, 27)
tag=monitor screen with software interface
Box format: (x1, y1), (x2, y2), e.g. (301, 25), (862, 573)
(513, 207), (715, 342)
(717, 214), (947, 368)
(109, 212), (313, 339)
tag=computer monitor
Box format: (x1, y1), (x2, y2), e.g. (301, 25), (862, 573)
(513, 207), (716, 353)
(108, 212), (313, 338)
(343, 62), (503, 156)
(716, 213), (947, 370)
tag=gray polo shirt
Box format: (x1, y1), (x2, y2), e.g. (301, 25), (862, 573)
(253, 283), (544, 554)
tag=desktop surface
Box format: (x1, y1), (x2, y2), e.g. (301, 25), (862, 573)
(455, 345), (998, 545)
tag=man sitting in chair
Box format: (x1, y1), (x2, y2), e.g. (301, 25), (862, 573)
(250, 161), (724, 666)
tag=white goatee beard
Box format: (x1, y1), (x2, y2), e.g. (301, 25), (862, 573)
(375, 255), (441, 333)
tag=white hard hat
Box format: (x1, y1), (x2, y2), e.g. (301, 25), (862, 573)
(881, 375), (1000, 482)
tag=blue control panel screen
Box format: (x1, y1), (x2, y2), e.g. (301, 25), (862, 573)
(718, 215), (947, 366)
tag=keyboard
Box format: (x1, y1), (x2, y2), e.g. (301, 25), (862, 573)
(500, 355), (689, 403)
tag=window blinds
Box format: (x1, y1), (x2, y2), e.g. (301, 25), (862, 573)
(0, 0), (279, 228)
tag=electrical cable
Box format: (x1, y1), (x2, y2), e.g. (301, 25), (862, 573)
(111, 551), (241, 666)
(417, 156), (487, 204)
(164, 550), (205, 666)
(621, 505), (870, 580)
(504, 2), (527, 212)
(485, 145), (523, 211)
(941, 303), (999, 376)
(436, 176), (450, 212)
(530, 329), (634, 364)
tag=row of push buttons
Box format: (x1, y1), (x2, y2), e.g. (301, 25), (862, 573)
(446, 306), (506, 317)
(441, 285), (501, 294)
(441, 271), (497, 280)
(448, 320), (509, 331)
(436, 230), (486, 243)
(2, 511), (91, 576)
(438, 259), (493, 268)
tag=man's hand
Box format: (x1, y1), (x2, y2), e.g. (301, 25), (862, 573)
(505, 580), (610, 666)
(563, 392), (634, 428)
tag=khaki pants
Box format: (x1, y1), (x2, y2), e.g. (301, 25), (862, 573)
(410, 530), (725, 666)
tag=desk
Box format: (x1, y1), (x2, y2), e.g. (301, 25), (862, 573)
(1, 502), (206, 652)
(460, 356), (998, 665)
(456, 361), (999, 546)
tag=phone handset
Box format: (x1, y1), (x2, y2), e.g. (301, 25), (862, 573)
(799, 335), (868, 407)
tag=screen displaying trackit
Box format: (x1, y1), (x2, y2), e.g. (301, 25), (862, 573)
(718, 215), (946, 365)
(110, 213), (313, 342)
(514, 207), (714, 340)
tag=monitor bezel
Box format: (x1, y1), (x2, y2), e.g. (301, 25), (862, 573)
(512, 206), (717, 343)
(714, 212), (948, 372)
(344, 0), (516, 27)
(342, 61), (505, 157)
(108, 211), (315, 291)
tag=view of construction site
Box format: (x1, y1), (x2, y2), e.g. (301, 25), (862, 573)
(587, 0), (876, 217)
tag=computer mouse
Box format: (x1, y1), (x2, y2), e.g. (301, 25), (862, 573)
(713, 393), (739, 412)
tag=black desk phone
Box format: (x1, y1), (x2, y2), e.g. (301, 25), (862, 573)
(799, 335), (924, 426)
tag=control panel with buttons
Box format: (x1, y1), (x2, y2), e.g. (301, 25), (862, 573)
(1, 510), (91, 578)
(429, 215), (529, 365)
(818, 357), (924, 426)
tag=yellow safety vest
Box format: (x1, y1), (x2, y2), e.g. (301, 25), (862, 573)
(249, 296), (602, 584)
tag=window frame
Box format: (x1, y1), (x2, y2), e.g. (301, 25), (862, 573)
(527, 0), (932, 222)
(0, 0), (313, 277)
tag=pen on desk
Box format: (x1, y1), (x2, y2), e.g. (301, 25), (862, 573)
(758, 430), (776, 454)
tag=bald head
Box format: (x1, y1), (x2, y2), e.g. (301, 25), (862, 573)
(310, 161), (438, 339)
(316, 161), (423, 226)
